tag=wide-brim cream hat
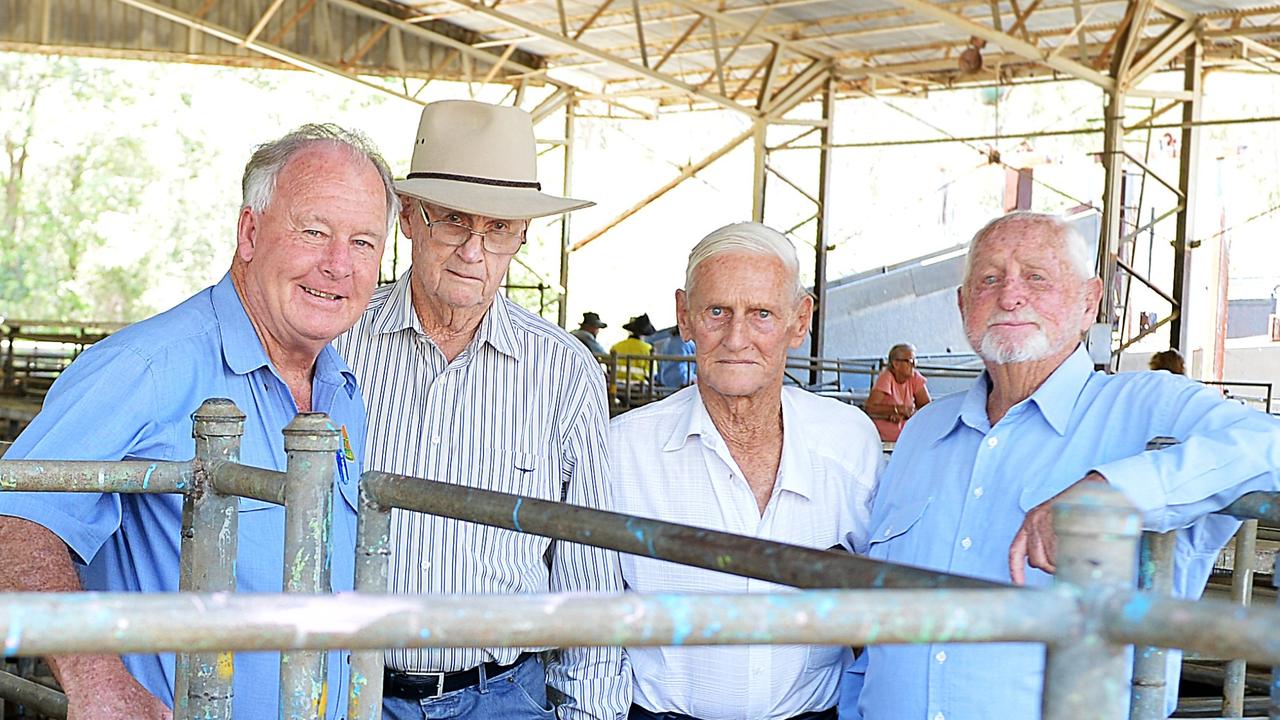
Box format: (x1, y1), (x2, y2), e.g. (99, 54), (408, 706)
(395, 100), (594, 220)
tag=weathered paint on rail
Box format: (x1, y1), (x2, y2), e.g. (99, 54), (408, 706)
(0, 460), (190, 493)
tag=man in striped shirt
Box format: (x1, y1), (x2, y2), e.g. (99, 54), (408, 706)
(334, 100), (630, 720)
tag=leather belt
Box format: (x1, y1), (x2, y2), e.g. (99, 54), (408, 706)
(383, 652), (534, 700)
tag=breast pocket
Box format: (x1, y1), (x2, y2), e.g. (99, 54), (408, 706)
(867, 496), (931, 557)
(233, 498), (286, 592)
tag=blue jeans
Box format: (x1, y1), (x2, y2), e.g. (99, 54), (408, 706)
(382, 655), (554, 720)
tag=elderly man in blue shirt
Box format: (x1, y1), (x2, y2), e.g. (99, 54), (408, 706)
(841, 211), (1280, 720)
(0, 125), (397, 719)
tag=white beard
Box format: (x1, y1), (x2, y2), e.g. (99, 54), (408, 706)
(978, 327), (1054, 364)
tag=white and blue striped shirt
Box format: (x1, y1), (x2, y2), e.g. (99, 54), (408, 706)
(334, 270), (630, 719)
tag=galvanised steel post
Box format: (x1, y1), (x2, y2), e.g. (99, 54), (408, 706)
(1131, 436), (1178, 720)
(1130, 530), (1174, 720)
(347, 473), (393, 720)
(1271, 550), (1280, 720)
(280, 413), (338, 720)
(1223, 519), (1258, 717)
(176, 398), (244, 720)
(1043, 481), (1140, 720)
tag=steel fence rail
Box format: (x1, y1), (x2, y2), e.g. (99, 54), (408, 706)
(0, 460), (190, 493)
(0, 668), (67, 719)
(360, 470), (1003, 591)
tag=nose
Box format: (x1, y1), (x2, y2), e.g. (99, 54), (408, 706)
(320, 237), (354, 279)
(996, 276), (1028, 311)
(455, 228), (486, 264)
(723, 315), (751, 349)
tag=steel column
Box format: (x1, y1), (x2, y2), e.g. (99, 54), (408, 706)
(1170, 41), (1202, 354)
(1097, 85), (1127, 355)
(1043, 482), (1140, 720)
(809, 79), (834, 385)
(1130, 530), (1174, 719)
(176, 398), (244, 720)
(751, 119), (767, 223)
(1272, 549), (1280, 720)
(279, 414), (339, 720)
(557, 93), (577, 329)
(1223, 519), (1259, 716)
(347, 474), (394, 720)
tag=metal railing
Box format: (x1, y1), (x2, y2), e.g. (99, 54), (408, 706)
(2, 401), (1280, 719)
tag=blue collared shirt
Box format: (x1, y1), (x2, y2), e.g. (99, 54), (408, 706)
(656, 337), (696, 388)
(1, 273), (365, 719)
(842, 345), (1280, 720)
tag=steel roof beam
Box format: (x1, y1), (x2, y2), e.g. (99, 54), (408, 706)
(885, 0), (1116, 89)
(439, 0), (754, 115)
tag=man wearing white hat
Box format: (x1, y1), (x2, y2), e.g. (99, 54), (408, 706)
(334, 100), (629, 720)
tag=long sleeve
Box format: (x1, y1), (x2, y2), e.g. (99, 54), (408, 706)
(545, 365), (631, 720)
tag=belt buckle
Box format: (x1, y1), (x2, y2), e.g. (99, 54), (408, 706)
(425, 671), (447, 699)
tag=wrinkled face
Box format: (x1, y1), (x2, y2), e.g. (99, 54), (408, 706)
(235, 144), (388, 357)
(404, 200), (527, 312)
(959, 222), (1101, 365)
(889, 349), (917, 383)
(677, 252), (811, 400)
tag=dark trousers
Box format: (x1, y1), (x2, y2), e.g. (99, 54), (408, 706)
(629, 704), (837, 720)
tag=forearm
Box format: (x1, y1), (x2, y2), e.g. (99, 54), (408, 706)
(0, 518), (134, 700)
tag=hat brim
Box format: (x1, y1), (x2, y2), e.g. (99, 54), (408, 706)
(396, 177), (593, 220)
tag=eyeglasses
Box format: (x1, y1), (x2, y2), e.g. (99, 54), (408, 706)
(892, 357), (917, 365)
(418, 204), (526, 255)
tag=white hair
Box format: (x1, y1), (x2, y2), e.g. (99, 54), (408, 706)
(241, 123), (400, 237)
(684, 222), (807, 299)
(963, 212), (1095, 284)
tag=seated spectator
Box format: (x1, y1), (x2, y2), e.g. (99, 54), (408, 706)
(571, 311), (608, 355)
(1149, 348), (1186, 375)
(656, 334), (696, 388)
(612, 314), (656, 386)
(863, 342), (930, 443)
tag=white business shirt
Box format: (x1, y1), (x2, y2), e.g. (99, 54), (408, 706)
(609, 385), (882, 720)
(335, 271), (629, 720)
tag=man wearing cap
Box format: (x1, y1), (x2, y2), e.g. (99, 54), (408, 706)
(572, 312), (608, 355)
(334, 100), (629, 720)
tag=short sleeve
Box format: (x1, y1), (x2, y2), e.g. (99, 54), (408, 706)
(0, 343), (166, 564)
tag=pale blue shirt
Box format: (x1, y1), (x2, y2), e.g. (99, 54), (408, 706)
(842, 345), (1280, 720)
(0, 273), (365, 719)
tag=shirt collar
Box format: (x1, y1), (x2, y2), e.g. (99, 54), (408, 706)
(930, 343), (1093, 445)
(660, 387), (813, 501)
(368, 268), (521, 361)
(212, 272), (357, 396)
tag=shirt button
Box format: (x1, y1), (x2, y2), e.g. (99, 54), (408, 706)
(882, 526), (893, 537)
(986, 436), (999, 448)
(973, 487), (984, 498)
(420, 561), (430, 571)
(934, 713), (945, 720)
(961, 537), (972, 550)
(431, 435), (441, 445)
(935, 650), (947, 663)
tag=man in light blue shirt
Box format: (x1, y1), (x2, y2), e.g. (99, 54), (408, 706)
(841, 211), (1280, 720)
(0, 125), (397, 720)
(656, 334), (696, 388)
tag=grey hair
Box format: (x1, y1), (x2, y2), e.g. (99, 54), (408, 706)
(240, 123), (400, 237)
(684, 222), (807, 299)
(888, 343), (915, 361)
(963, 211), (1095, 284)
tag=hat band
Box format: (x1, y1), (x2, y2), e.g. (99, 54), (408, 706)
(407, 171), (541, 191)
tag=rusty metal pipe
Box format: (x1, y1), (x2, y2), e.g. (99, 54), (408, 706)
(0, 669), (67, 719)
(359, 471), (1002, 591)
(0, 460), (190, 493)
(347, 479), (392, 720)
(209, 461), (286, 506)
(0, 589), (1074, 655)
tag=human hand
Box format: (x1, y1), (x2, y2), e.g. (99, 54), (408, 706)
(59, 655), (172, 720)
(1008, 473), (1108, 585)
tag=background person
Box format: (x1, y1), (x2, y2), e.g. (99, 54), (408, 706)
(571, 311), (608, 354)
(0, 124), (397, 720)
(1149, 348), (1186, 375)
(612, 313), (657, 386)
(862, 342), (930, 442)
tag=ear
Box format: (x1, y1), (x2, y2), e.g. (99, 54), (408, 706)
(956, 285), (965, 318)
(788, 294), (815, 350)
(675, 288), (692, 341)
(397, 199), (417, 240)
(1081, 277), (1104, 328)
(236, 207), (258, 262)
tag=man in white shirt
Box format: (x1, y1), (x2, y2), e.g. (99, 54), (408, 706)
(609, 222), (882, 720)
